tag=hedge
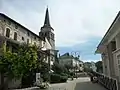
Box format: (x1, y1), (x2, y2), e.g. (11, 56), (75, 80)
(50, 73), (68, 83)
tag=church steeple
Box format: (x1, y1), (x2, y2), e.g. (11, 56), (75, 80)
(39, 7), (55, 50)
(44, 7), (51, 27)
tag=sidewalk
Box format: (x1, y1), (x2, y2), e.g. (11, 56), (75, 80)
(48, 77), (107, 90)
(49, 79), (76, 90)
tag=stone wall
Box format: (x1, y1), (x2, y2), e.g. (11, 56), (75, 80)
(12, 87), (39, 90)
(8, 78), (21, 89)
(0, 14), (43, 47)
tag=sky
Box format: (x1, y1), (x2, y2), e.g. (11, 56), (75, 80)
(0, 0), (120, 62)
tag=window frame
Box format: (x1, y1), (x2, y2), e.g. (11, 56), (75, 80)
(6, 28), (10, 38)
(14, 32), (17, 41)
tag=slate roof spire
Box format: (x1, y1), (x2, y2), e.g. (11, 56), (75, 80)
(44, 7), (51, 27)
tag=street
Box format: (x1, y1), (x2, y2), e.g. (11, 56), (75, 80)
(47, 77), (107, 90)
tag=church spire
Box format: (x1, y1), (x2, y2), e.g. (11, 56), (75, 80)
(44, 7), (51, 27)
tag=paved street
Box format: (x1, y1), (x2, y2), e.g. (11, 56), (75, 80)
(47, 77), (107, 90)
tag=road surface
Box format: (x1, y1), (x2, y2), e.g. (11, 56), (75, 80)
(48, 77), (107, 90)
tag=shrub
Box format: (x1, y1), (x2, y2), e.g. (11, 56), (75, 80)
(50, 73), (68, 83)
(50, 74), (61, 83)
(60, 76), (67, 82)
(60, 73), (68, 77)
(70, 72), (74, 76)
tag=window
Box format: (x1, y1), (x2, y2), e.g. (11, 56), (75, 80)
(34, 36), (36, 40)
(27, 32), (30, 36)
(27, 39), (29, 44)
(22, 37), (24, 41)
(6, 28), (10, 38)
(79, 64), (82, 67)
(14, 32), (17, 40)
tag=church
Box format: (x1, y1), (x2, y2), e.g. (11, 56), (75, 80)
(0, 8), (57, 88)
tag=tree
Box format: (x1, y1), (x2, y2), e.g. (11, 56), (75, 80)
(95, 61), (103, 73)
(83, 62), (92, 72)
(0, 44), (38, 89)
(64, 64), (73, 71)
(52, 62), (68, 74)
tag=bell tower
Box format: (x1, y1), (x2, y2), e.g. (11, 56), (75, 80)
(39, 7), (55, 50)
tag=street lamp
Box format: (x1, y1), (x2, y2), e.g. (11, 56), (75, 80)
(71, 51), (80, 78)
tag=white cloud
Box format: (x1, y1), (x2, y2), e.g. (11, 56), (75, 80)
(83, 59), (102, 63)
(1, 0), (120, 47)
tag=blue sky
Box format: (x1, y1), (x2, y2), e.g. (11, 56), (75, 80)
(0, 0), (120, 62)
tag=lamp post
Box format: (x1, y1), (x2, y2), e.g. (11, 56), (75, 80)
(71, 51), (80, 78)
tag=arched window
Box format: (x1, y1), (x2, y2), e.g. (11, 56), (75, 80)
(22, 37), (24, 41)
(6, 28), (10, 38)
(14, 32), (17, 40)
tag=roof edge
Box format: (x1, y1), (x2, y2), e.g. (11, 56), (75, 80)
(0, 13), (44, 40)
(96, 11), (120, 52)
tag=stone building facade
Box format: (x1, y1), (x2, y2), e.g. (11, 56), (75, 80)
(59, 53), (84, 72)
(96, 11), (120, 84)
(0, 8), (56, 88)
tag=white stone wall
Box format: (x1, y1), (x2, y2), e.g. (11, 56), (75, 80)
(13, 87), (39, 90)
(59, 58), (83, 71)
(0, 20), (5, 36)
(112, 48), (120, 82)
(59, 58), (72, 66)
(0, 16), (43, 47)
(115, 34), (120, 49)
(8, 78), (21, 89)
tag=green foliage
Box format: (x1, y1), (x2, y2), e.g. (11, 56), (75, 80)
(51, 62), (68, 83)
(50, 73), (67, 83)
(95, 61), (103, 73)
(52, 62), (68, 74)
(39, 62), (49, 82)
(50, 74), (61, 83)
(64, 64), (73, 71)
(0, 44), (38, 79)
